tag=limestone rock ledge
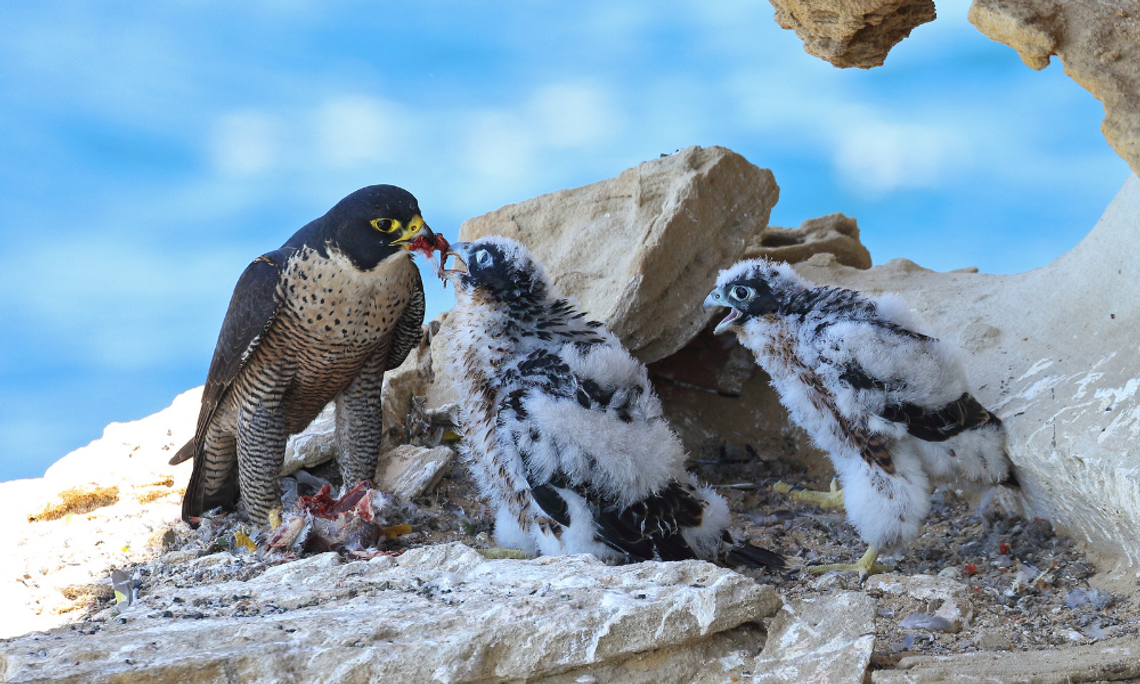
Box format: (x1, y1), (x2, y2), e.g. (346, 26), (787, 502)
(0, 543), (782, 684)
(872, 633), (1140, 683)
(969, 0), (1140, 178)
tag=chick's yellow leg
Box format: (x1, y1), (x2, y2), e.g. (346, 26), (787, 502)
(806, 545), (892, 581)
(772, 477), (845, 510)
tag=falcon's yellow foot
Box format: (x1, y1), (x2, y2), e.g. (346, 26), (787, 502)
(477, 548), (531, 560)
(772, 478), (845, 510)
(268, 508), (283, 530)
(806, 546), (892, 581)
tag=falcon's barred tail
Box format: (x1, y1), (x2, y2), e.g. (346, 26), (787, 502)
(181, 448), (240, 524)
(727, 541), (787, 569)
(169, 439), (195, 466)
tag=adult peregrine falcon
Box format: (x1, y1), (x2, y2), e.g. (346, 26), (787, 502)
(171, 185), (435, 526)
(440, 237), (782, 568)
(705, 258), (1015, 578)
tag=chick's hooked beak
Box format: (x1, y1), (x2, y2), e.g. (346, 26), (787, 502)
(392, 215), (434, 248)
(704, 286), (742, 335)
(441, 241), (473, 279)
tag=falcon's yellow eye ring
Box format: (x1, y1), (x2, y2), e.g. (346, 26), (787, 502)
(371, 218), (401, 233)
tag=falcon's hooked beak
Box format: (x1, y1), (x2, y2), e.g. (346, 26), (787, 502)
(391, 215), (434, 249)
(704, 287), (742, 335)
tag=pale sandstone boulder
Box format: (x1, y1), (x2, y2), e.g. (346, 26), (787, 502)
(766, 0), (936, 68)
(375, 444), (453, 499)
(753, 591), (877, 684)
(0, 543), (783, 684)
(969, 0), (1140, 178)
(457, 145), (780, 364)
(794, 175), (1140, 567)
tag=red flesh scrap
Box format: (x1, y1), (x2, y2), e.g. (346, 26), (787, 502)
(296, 481), (376, 520)
(408, 233), (451, 280)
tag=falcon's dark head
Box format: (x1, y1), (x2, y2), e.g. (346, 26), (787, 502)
(704, 258), (805, 334)
(441, 236), (548, 302)
(323, 184), (434, 271)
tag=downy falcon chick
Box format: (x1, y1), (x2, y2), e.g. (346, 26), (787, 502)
(440, 237), (782, 568)
(705, 259), (1015, 578)
(171, 185), (435, 526)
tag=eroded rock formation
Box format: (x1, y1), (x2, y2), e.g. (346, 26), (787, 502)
(968, 0), (1140, 178)
(746, 213), (872, 270)
(763, 0), (1140, 177)
(766, 0), (936, 68)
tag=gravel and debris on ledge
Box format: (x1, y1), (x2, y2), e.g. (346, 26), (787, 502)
(690, 448), (1140, 668)
(5, 443), (1140, 683)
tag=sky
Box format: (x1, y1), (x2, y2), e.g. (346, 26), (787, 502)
(0, 1), (1130, 481)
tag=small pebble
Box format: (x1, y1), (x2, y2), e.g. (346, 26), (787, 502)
(811, 572), (842, 592)
(978, 632), (1012, 650)
(1066, 588), (1111, 610)
(899, 611), (956, 632)
(938, 567), (961, 580)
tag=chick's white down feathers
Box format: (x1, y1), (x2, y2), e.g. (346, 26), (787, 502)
(444, 237), (756, 564)
(710, 259), (1013, 553)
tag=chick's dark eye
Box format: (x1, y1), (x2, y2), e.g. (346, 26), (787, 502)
(475, 249), (493, 267)
(731, 286), (752, 301)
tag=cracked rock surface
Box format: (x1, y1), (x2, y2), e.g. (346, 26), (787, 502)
(0, 544), (781, 684)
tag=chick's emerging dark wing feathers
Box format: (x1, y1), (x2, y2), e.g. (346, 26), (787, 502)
(880, 392), (1002, 442)
(594, 482), (704, 562)
(507, 346), (705, 562)
(169, 248), (291, 465)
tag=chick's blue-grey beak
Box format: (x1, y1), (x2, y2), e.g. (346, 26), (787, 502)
(443, 242), (473, 276)
(704, 286), (742, 335)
